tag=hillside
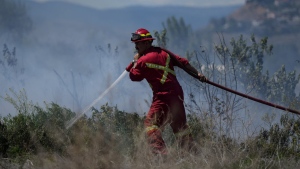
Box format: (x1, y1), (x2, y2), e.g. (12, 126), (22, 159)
(25, 1), (241, 33)
(228, 0), (300, 35)
(203, 0), (300, 74)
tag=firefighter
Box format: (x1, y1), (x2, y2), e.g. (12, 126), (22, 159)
(126, 28), (207, 155)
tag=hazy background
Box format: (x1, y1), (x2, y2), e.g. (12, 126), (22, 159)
(32, 0), (244, 9)
(0, 0), (242, 117)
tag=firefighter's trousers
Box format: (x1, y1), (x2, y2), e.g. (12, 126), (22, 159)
(144, 87), (193, 154)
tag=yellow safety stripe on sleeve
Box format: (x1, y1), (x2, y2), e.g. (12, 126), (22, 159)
(145, 125), (159, 133)
(175, 127), (192, 138)
(140, 33), (151, 37)
(145, 54), (176, 84)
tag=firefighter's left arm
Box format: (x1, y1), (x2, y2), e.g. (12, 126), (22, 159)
(185, 63), (207, 82)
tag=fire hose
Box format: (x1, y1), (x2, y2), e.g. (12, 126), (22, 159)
(206, 80), (300, 115)
(162, 48), (300, 115)
(65, 48), (299, 129)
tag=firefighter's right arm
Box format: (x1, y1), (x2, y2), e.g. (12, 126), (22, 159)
(125, 57), (144, 81)
(126, 53), (140, 71)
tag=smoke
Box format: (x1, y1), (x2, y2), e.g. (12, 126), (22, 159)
(0, 10), (152, 118)
(2, 1), (298, 131)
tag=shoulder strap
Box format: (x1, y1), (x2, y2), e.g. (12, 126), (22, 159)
(160, 47), (199, 79)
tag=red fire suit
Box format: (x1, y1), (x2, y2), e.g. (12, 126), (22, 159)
(126, 46), (193, 154)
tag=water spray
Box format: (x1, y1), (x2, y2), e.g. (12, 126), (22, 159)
(65, 70), (128, 129)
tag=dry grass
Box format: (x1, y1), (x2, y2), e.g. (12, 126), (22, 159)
(1, 104), (300, 169)
(3, 123), (297, 169)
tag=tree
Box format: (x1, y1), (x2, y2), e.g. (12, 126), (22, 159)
(215, 34), (300, 108)
(1, 44), (25, 87)
(162, 16), (199, 54)
(0, 0), (32, 40)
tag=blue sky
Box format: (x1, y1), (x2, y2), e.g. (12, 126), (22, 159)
(33, 0), (245, 9)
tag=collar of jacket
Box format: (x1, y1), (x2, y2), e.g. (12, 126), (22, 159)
(140, 46), (158, 56)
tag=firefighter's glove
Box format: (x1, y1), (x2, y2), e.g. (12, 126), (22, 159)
(125, 61), (134, 72)
(198, 73), (207, 83)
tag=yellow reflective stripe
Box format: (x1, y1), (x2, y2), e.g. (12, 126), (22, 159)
(145, 125), (159, 133)
(161, 55), (171, 84)
(175, 127), (191, 138)
(140, 33), (151, 37)
(145, 54), (176, 84)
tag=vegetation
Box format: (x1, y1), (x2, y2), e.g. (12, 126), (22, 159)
(0, 44), (25, 83)
(1, 4), (300, 167)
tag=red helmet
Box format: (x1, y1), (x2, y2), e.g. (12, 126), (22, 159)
(131, 28), (155, 42)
